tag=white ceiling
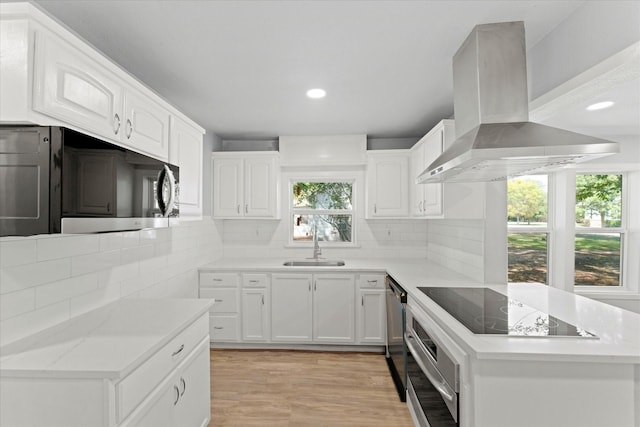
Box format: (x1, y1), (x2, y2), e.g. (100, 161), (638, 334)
(30, 0), (639, 147)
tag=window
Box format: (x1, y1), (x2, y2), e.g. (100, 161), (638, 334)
(575, 174), (623, 287)
(291, 181), (354, 244)
(507, 175), (549, 284)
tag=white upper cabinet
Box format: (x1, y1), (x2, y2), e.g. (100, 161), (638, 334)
(1, 3), (203, 164)
(32, 31), (124, 141)
(121, 88), (170, 160)
(212, 153), (279, 219)
(170, 116), (204, 219)
(411, 119), (486, 219)
(366, 150), (410, 218)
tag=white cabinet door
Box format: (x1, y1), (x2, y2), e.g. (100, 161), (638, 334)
(357, 289), (386, 344)
(367, 152), (409, 217)
(242, 288), (269, 341)
(422, 127), (444, 216)
(212, 157), (243, 217)
(271, 274), (313, 342)
(173, 343), (211, 427)
(411, 142), (426, 216)
(212, 154), (279, 218)
(33, 32), (123, 142)
(171, 117), (203, 219)
(244, 156), (276, 217)
(122, 89), (170, 160)
(313, 274), (355, 343)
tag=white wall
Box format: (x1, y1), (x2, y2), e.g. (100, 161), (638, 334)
(0, 218), (223, 347)
(427, 219), (484, 281)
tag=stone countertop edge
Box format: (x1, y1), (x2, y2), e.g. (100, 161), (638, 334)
(0, 298), (214, 379)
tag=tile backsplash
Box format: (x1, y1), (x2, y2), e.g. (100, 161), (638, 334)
(0, 218), (222, 347)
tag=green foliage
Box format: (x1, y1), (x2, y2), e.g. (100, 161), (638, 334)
(507, 179), (546, 224)
(293, 182), (352, 210)
(575, 174), (622, 226)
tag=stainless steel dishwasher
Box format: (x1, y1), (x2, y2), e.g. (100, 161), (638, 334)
(385, 275), (407, 402)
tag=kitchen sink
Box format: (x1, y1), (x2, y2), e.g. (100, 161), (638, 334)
(282, 260), (346, 267)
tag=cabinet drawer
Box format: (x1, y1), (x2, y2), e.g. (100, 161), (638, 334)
(200, 288), (239, 313)
(116, 313), (209, 423)
(210, 315), (240, 342)
(199, 272), (239, 287)
(357, 274), (386, 289)
(242, 273), (269, 288)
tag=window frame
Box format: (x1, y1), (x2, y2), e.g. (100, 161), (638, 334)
(573, 172), (627, 290)
(287, 175), (358, 248)
(507, 174), (551, 285)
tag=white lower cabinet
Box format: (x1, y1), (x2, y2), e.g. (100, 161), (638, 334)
(126, 339), (210, 427)
(241, 273), (270, 341)
(199, 272), (241, 342)
(0, 302), (211, 427)
(313, 274), (355, 343)
(271, 273), (356, 344)
(356, 274), (386, 344)
(271, 274), (314, 342)
(200, 269), (385, 347)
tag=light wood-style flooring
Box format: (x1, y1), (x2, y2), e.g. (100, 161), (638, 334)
(209, 349), (414, 427)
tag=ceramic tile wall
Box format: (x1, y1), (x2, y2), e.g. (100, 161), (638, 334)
(427, 219), (485, 281)
(221, 218), (428, 259)
(0, 218), (222, 347)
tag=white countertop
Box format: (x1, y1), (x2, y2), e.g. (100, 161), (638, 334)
(0, 298), (214, 379)
(201, 258), (640, 364)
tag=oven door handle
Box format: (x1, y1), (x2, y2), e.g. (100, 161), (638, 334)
(405, 332), (455, 404)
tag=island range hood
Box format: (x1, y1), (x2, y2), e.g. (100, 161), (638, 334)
(418, 21), (619, 183)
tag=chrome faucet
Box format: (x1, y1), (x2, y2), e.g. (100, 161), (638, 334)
(312, 225), (322, 260)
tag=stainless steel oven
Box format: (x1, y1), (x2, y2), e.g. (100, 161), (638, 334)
(405, 305), (459, 427)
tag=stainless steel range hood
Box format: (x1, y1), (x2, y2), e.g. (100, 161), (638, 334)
(418, 21), (619, 183)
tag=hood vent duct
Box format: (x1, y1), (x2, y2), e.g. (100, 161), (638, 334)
(418, 21), (618, 183)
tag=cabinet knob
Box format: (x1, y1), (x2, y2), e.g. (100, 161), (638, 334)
(179, 377), (186, 396)
(173, 385), (180, 405)
(126, 118), (133, 139)
(113, 113), (121, 135)
(171, 344), (184, 357)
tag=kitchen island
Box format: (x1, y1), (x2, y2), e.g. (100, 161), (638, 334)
(201, 258), (640, 427)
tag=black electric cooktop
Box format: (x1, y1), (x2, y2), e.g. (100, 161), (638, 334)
(418, 287), (596, 338)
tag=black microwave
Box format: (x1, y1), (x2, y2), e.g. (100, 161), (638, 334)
(0, 126), (179, 237)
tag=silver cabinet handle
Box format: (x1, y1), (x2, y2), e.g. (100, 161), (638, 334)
(125, 118), (133, 139)
(261, 295), (265, 305)
(113, 113), (121, 135)
(179, 377), (186, 396)
(249, 280), (259, 283)
(216, 299), (224, 302)
(374, 203), (377, 214)
(213, 326), (224, 330)
(173, 385), (180, 405)
(367, 280), (377, 284)
(314, 280), (317, 291)
(106, 202), (110, 213)
(245, 204), (248, 214)
(213, 278), (223, 282)
(361, 296), (364, 306)
(172, 344), (184, 357)
(237, 204), (240, 214)
(308, 281), (311, 292)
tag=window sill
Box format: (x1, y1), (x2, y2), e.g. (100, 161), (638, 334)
(575, 290), (640, 300)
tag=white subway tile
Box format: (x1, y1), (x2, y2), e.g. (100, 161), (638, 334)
(69, 283), (120, 318)
(37, 235), (99, 261)
(71, 250), (121, 276)
(97, 263), (139, 287)
(35, 273), (99, 308)
(99, 233), (124, 252)
(120, 273), (155, 297)
(0, 301), (69, 347)
(120, 244), (155, 263)
(0, 288), (35, 320)
(122, 231), (140, 248)
(0, 239), (37, 268)
(0, 259), (71, 294)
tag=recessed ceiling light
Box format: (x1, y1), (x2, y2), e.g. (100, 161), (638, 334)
(586, 101), (614, 111)
(306, 88), (326, 99)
